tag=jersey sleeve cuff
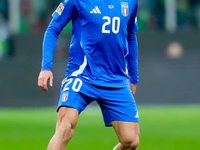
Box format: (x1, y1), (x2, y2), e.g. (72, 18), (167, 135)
(41, 66), (52, 71)
(130, 78), (138, 85)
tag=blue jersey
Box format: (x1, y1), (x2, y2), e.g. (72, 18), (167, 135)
(42, 0), (139, 88)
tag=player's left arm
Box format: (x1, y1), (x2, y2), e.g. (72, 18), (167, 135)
(127, 32), (138, 95)
(126, 1), (139, 95)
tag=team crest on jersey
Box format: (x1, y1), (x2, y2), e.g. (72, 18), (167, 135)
(121, 2), (128, 17)
(56, 3), (64, 15)
(62, 92), (69, 102)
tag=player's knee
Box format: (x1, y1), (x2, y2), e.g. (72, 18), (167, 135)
(57, 121), (75, 143)
(120, 134), (139, 149)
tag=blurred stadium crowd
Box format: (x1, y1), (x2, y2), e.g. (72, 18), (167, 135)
(0, 0), (200, 32)
(0, 0), (200, 59)
(138, 0), (200, 31)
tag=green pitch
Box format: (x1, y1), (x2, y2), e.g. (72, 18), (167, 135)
(0, 105), (199, 150)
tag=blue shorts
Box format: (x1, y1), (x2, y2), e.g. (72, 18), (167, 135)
(57, 76), (139, 126)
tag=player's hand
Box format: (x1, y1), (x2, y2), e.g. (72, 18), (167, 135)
(38, 70), (53, 91)
(130, 83), (137, 95)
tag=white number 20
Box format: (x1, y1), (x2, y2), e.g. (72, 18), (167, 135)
(102, 16), (120, 34)
(63, 78), (82, 92)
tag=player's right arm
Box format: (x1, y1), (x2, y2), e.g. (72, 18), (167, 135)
(38, 70), (53, 91)
(38, 0), (79, 91)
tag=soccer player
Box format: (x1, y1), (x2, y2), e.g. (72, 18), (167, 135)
(38, 0), (140, 149)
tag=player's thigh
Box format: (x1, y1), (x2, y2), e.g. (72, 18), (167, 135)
(111, 121), (140, 143)
(56, 107), (79, 131)
(97, 86), (139, 126)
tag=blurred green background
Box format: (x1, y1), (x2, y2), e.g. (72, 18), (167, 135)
(0, 0), (200, 150)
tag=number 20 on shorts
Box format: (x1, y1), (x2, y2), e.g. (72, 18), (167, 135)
(63, 78), (83, 92)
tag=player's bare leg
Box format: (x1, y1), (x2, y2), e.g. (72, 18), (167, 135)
(112, 121), (140, 150)
(47, 107), (79, 150)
